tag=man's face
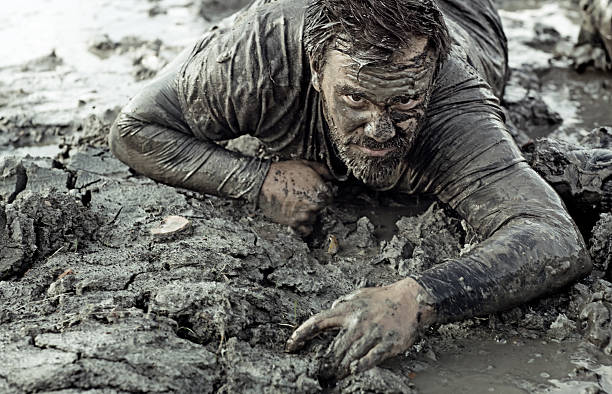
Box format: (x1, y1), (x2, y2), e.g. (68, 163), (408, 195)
(312, 37), (436, 190)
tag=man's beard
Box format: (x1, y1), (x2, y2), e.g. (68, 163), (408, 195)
(327, 119), (423, 191)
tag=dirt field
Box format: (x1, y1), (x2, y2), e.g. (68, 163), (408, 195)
(1, 0), (611, 392)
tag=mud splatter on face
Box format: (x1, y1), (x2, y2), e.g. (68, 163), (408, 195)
(315, 40), (436, 190)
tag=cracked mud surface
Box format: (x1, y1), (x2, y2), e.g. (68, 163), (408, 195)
(1, 0), (612, 393)
(1, 146), (611, 393)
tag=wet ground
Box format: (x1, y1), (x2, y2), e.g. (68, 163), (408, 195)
(1, 0), (612, 393)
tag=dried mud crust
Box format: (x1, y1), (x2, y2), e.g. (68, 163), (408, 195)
(522, 128), (612, 233)
(0, 140), (611, 393)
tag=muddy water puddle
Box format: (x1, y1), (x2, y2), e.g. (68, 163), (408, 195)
(0, 145), (62, 161)
(500, 0), (612, 140)
(540, 68), (612, 140)
(413, 339), (580, 393)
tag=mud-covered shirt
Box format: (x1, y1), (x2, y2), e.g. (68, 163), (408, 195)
(112, 0), (591, 322)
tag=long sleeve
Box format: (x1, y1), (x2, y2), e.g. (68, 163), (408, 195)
(401, 54), (592, 322)
(110, 0), (314, 203)
(110, 65), (271, 203)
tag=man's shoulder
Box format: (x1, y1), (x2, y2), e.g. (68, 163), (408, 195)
(193, 0), (308, 88)
(177, 0), (318, 147)
(230, 0), (307, 37)
(238, 0), (307, 18)
(428, 50), (500, 115)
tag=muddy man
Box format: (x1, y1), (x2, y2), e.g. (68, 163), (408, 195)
(110, 0), (593, 377)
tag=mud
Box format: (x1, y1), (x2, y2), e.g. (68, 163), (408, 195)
(1, 0), (612, 393)
(522, 129), (612, 232)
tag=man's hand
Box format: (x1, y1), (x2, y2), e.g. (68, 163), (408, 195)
(259, 160), (333, 235)
(286, 278), (435, 378)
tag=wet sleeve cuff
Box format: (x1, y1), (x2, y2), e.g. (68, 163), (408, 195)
(216, 155), (271, 206)
(410, 257), (489, 324)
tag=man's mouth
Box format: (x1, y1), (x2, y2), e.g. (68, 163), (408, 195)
(351, 144), (397, 157)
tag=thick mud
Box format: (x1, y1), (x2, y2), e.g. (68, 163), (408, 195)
(1, 0), (612, 393)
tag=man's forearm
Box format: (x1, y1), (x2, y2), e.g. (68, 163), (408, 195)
(411, 214), (592, 323)
(110, 112), (270, 203)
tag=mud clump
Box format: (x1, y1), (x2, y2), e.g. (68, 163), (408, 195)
(590, 214), (612, 278)
(503, 90), (563, 139)
(0, 145), (611, 392)
(378, 203), (470, 276)
(19, 50), (64, 73)
(88, 35), (169, 81)
(574, 279), (612, 354)
(0, 190), (98, 280)
(522, 134), (612, 232)
(0, 157), (70, 203)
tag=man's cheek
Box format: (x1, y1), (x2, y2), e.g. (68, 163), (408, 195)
(396, 118), (418, 131)
(333, 107), (369, 134)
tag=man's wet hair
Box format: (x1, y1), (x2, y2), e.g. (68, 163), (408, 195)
(304, 0), (451, 73)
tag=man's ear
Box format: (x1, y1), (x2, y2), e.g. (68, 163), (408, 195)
(309, 59), (321, 92)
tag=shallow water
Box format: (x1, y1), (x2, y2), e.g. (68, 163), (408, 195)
(500, 0), (612, 140)
(0, 145), (62, 161)
(0, 0), (208, 134)
(413, 339), (580, 393)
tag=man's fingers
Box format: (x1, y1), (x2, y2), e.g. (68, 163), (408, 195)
(323, 323), (362, 371)
(336, 332), (379, 377)
(286, 309), (345, 352)
(351, 341), (395, 375)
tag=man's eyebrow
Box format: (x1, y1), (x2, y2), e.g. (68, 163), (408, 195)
(335, 84), (364, 96)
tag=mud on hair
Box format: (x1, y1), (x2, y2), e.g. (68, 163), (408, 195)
(304, 0), (451, 74)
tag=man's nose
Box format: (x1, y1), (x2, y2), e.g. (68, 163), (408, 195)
(363, 114), (395, 143)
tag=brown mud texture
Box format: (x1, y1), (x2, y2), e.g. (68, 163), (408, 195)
(2, 0), (612, 393)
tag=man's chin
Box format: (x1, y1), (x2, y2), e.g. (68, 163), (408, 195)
(348, 158), (407, 191)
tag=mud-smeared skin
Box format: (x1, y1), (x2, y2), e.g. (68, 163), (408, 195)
(258, 160), (333, 235)
(287, 277), (434, 379)
(107, 0), (596, 371)
(314, 47), (437, 191)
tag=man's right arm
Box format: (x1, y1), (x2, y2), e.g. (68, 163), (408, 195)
(109, 64), (332, 233)
(109, 69), (271, 204)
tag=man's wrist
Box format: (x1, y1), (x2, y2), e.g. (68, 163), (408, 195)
(396, 277), (437, 327)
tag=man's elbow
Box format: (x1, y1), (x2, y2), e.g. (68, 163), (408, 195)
(108, 112), (136, 167)
(567, 239), (592, 282)
(549, 218), (593, 285)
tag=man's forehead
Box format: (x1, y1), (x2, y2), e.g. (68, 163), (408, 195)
(331, 35), (430, 66)
(326, 39), (434, 76)
(324, 46), (435, 97)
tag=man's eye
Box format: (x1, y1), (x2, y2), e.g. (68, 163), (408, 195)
(346, 94), (364, 103)
(394, 96), (420, 110)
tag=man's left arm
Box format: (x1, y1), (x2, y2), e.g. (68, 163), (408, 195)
(286, 85), (592, 377)
(412, 159), (592, 323)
